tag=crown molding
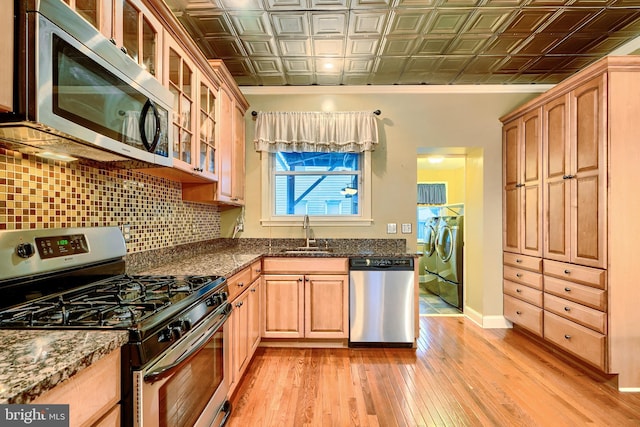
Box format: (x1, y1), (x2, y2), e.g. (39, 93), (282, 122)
(240, 84), (555, 96)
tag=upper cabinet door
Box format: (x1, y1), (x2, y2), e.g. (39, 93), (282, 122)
(502, 108), (542, 257)
(570, 75), (607, 269)
(165, 37), (196, 173)
(197, 78), (218, 180)
(543, 94), (571, 263)
(503, 119), (521, 254)
(63, 0), (113, 39)
(543, 75), (607, 269)
(112, 0), (163, 79)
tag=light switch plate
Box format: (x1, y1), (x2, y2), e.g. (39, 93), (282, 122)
(401, 223), (412, 234)
(387, 223), (397, 234)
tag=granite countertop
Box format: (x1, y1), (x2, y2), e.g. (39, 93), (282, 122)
(138, 247), (419, 277)
(0, 329), (129, 404)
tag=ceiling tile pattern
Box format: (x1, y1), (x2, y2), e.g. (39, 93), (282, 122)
(165, 0), (640, 85)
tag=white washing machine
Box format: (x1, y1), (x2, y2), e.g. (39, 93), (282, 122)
(435, 216), (463, 309)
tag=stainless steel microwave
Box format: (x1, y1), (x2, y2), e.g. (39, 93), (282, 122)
(0, 0), (173, 167)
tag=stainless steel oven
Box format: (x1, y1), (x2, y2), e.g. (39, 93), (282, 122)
(0, 227), (232, 427)
(134, 302), (232, 427)
(0, 0), (173, 166)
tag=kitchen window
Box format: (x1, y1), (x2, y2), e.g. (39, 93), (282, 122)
(260, 151), (372, 226)
(254, 110), (378, 226)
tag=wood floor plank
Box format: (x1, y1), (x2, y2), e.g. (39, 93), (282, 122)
(228, 317), (640, 427)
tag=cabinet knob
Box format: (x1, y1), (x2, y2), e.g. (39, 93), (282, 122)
(516, 273), (522, 278)
(515, 259), (522, 263)
(515, 183), (525, 188)
(236, 301), (243, 307)
(516, 310), (522, 315)
(516, 288), (522, 293)
(238, 282), (244, 287)
(564, 269), (571, 274)
(564, 307), (571, 312)
(562, 174), (576, 180)
(298, 278), (303, 282)
(564, 334), (571, 340)
(564, 287), (571, 292)
(250, 288), (256, 293)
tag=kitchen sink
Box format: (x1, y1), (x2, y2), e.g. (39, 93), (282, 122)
(281, 247), (333, 254)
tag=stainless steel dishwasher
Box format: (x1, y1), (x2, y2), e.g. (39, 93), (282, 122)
(349, 257), (415, 347)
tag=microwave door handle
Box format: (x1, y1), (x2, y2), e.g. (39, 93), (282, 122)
(139, 99), (161, 153)
(144, 308), (230, 384)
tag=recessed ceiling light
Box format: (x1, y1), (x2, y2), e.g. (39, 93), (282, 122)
(324, 62), (334, 70)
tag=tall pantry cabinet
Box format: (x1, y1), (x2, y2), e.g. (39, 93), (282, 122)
(501, 56), (640, 390)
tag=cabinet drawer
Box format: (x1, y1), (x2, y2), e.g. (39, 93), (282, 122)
(503, 265), (543, 290)
(544, 311), (606, 370)
(544, 293), (606, 334)
(227, 267), (252, 301)
(503, 280), (543, 307)
(543, 259), (606, 289)
(504, 295), (543, 336)
(544, 276), (607, 311)
(250, 260), (262, 282)
(262, 257), (348, 274)
(503, 253), (542, 272)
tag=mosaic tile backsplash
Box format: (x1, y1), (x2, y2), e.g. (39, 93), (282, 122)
(0, 148), (221, 253)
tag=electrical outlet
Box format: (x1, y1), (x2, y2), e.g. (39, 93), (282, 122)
(401, 223), (412, 234)
(121, 224), (131, 243)
(387, 223), (397, 234)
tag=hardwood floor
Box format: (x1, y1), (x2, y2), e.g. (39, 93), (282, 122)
(228, 316), (640, 426)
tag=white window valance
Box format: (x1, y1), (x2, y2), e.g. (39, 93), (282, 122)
(253, 111), (379, 153)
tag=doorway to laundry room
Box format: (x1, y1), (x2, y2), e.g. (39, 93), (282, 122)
(417, 154), (466, 316)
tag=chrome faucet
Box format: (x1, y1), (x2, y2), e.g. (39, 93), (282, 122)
(303, 215), (314, 247)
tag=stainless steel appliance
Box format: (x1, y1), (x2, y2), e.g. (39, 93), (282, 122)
(422, 216), (440, 295)
(349, 257), (415, 348)
(435, 216), (464, 310)
(0, 227), (231, 427)
(0, 0), (173, 167)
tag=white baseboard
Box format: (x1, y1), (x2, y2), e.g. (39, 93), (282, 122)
(619, 387), (640, 393)
(463, 306), (513, 329)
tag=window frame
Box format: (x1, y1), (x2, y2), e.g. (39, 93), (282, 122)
(260, 151), (373, 226)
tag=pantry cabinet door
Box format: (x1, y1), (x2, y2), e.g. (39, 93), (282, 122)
(503, 119), (521, 253)
(543, 94), (571, 263)
(570, 75), (607, 269)
(521, 108), (543, 257)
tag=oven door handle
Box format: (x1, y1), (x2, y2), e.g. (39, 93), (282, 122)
(144, 306), (230, 384)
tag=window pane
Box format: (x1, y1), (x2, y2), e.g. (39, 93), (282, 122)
(276, 152), (359, 172)
(274, 174), (359, 215)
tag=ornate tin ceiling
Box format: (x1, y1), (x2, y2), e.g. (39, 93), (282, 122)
(164, 0), (640, 85)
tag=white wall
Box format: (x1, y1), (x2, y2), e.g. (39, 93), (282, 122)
(227, 85), (549, 319)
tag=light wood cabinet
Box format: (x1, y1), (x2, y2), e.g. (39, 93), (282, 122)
(63, 0), (113, 39)
(502, 107), (543, 257)
(543, 76), (607, 269)
(227, 262), (262, 397)
(501, 56), (640, 389)
(33, 349), (121, 427)
(112, 0), (163, 79)
(209, 60), (249, 206)
(262, 258), (349, 340)
(502, 253), (543, 336)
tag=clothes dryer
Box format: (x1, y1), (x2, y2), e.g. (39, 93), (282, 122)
(435, 216), (464, 309)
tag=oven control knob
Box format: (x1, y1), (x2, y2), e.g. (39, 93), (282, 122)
(158, 325), (183, 343)
(16, 243), (35, 259)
